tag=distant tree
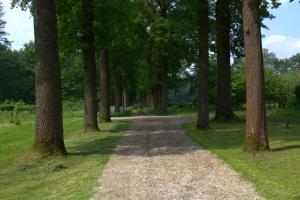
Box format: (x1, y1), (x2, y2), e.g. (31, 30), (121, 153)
(33, 0), (66, 155)
(243, 0), (269, 152)
(113, 64), (121, 112)
(214, 0), (236, 121)
(60, 52), (84, 100)
(0, 47), (34, 102)
(81, 0), (99, 131)
(0, 1), (9, 47)
(99, 49), (111, 122)
(197, 0), (209, 129)
(284, 53), (300, 72)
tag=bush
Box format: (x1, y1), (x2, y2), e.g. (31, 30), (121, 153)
(111, 109), (132, 117)
(0, 100), (15, 111)
(0, 100), (35, 112)
(0, 101), (35, 125)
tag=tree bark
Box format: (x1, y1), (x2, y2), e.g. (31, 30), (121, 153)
(214, 0), (236, 121)
(114, 71), (121, 113)
(159, 50), (168, 114)
(33, 0), (66, 155)
(158, 0), (168, 114)
(243, 0), (270, 152)
(99, 49), (111, 122)
(82, 0), (99, 131)
(123, 88), (130, 108)
(197, 0), (209, 129)
(152, 86), (161, 111)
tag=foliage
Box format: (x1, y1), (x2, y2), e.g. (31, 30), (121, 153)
(0, 100), (35, 112)
(231, 54), (300, 108)
(0, 46), (35, 102)
(3, 1), (298, 110)
(0, 2), (9, 47)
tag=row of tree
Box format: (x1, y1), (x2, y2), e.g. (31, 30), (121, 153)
(1, 42), (299, 109)
(2, 0), (297, 155)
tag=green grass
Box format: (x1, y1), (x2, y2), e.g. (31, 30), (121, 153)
(0, 112), (130, 200)
(184, 110), (300, 200)
(120, 104), (198, 116)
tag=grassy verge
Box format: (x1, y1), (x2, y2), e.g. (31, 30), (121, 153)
(0, 113), (130, 200)
(184, 111), (300, 200)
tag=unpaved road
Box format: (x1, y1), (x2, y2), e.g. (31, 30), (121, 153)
(91, 116), (264, 200)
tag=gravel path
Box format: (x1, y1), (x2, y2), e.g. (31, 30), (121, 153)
(91, 116), (264, 200)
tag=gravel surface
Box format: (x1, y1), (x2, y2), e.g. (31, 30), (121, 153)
(91, 116), (265, 200)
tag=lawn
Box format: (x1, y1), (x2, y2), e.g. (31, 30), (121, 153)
(184, 109), (300, 200)
(0, 112), (130, 200)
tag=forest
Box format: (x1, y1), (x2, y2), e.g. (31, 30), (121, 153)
(0, 0), (300, 199)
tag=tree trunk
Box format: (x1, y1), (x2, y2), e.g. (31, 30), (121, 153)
(152, 86), (161, 111)
(158, 0), (168, 114)
(99, 49), (111, 122)
(243, 0), (270, 152)
(114, 68), (121, 113)
(33, 0), (66, 155)
(197, 0), (209, 129)
(124, 89), (130, 107)
(159, 50), (168, 114)
(214, 0), (236, 121)
(114, 79), (121, 113)
(82, 0), (99, 131)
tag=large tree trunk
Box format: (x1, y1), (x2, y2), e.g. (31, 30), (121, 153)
(159, 50), (168, 114)
(33, 0), (66, 155)
(197, 0), (209, 129)
(158, 0), (168, 114)
(99, 49), (111, 122)
(243, 0), (270, 152)
(82, 0), (99, 131)
(214, 0), (236, 121)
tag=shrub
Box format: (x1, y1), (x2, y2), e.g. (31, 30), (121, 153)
(0, 100), (15, 111)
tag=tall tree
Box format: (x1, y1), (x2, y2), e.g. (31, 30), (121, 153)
(243, 0), (270, 152)
(214, 0), (236, 121)
(158, 0), (168, 114)
(197, 0), (209, 129)
(81, 0), (99, 131)
(113, 66), (121, 113)
(33, 0), (66, 155)
(99, 49), (111, 122)
(0, 1), (9, 48)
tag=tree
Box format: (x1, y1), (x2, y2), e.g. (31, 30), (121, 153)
(0, 2), (9, 48)
(81, 0), (99, 131)
(33, 0), (67, 155)
(99, 49), (111, 122)
(197, 0), (209, 129)
(143, 0), (172, 114)
(0, 45), (35, 102)
(243, 0), (269, 152)
(214, 0), (236, 121)
(157, 0), (169, 114)
(231, 58), (288, 107)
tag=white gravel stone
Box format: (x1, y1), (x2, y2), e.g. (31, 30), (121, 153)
(91, 116), (265, 200)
